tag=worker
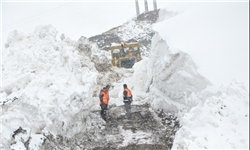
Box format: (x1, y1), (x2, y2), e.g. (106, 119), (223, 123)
(123, 84), (133, 119)
(99, 85), (110, 122)
(128, 49), (133, 57)
(121, 42), (126, 57)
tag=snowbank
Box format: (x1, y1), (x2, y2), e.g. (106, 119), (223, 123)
(151, 2), (249, 149)
(173, 80), (249, 149)
(1, 25), (98, 149)
(146, 32), (211, 112)
(153, 2), (249, 90)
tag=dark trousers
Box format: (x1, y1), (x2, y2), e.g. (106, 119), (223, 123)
(124, 102), (131, 119)
(100, 104), (107, 121)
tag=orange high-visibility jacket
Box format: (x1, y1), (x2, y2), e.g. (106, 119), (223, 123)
(124, 88), (132, 98)
(100, 90), (109, 105)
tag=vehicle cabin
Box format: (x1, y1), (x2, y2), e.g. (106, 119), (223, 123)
(110, 42), (142, 68)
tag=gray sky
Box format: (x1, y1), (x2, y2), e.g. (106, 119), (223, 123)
(2, 1), (170, 42)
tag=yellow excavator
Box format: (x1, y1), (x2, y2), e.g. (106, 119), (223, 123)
(110, 42), (142, 68)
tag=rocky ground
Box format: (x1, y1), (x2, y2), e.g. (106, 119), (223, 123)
(39, 103), (180, 150)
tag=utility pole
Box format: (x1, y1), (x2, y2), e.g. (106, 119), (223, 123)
(135, 0), (140, 16)
(144, 0), (148, 12)
(153, 0), (157, 10)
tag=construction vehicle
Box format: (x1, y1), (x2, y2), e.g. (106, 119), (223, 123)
(110, 42), (142, 68)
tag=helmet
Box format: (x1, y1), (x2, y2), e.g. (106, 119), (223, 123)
(123, 84), (127, 88)
(106, 85), (111, 89)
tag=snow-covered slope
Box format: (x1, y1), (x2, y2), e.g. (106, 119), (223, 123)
(153, 2), (249, 90)
(148, 33), (211, 112)
(130, 2), (248, 149)
(173, 81), (249, 149)
(1, 25), (100, 149)
(89, 10), (159, 57)
(148, 2), (249, 149)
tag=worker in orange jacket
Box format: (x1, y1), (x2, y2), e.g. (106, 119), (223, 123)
(123, 84), (133, 119)
(99, 85), (110, 122)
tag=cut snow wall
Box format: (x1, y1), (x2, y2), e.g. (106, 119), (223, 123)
(147, 32), (211, 113)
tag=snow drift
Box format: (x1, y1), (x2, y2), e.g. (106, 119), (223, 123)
(172, 81), (249, 149)
(1, 25), (99, 149)
(153, 2), (249, 90)
(132, 2), (249, 149)
(132, 32), (212, 112)
(148, 2), (249, 149)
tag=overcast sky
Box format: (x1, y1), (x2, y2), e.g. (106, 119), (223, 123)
(2, 0), (172, 43)
(1, 0), (247, 42)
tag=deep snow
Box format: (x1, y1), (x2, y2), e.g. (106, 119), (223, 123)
(154, 2), (249, 91)
(1, 1), (249, 150)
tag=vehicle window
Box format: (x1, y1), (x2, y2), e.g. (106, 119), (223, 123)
(113, 49), (120, 54)
(134, 46), (138, 51)
(133, 46), (139, 54)
(124, 47), (129, 53)
(113, 49), (120, 57)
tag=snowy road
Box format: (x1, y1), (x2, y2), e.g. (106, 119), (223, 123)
(41, 104), (180, 149)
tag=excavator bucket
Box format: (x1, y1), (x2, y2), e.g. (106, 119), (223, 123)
(110, 42), (142, 68)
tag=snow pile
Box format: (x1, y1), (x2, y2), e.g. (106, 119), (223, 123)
(153, 2), (249, 90)
(145, 32), (210, 112)
(131, 58), (150, 93)
(148, 2), (249, 149)
(130, 2), (249, 149)
(173, 81), (249, 149)
(1, 25), (98, 149)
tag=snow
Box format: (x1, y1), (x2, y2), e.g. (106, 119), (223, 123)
(1, 25), (99, 148)
(173, 81), (249, 149)
(117, 20), (152, 41)
(153, 2), (249, 91)
(144, 32), (211, 113)
(1, 1), (249, 150)
(132, 2), (249, 149)
(11, 131), (44, 150)
(151, 2), (249, 149)
(120, 126), (153, 147)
